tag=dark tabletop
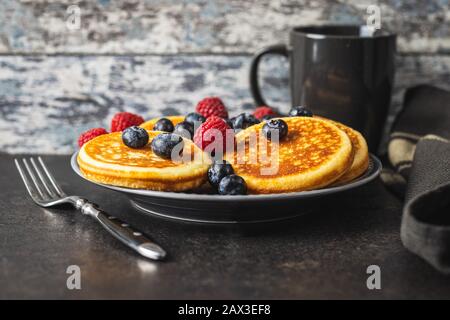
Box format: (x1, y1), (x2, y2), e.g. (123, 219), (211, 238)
(1, 153), (450, 299)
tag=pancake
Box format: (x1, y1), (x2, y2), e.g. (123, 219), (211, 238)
(77, 130), (210, 191)
(315, 116), (369, 184)
(140, 115), (185, 130)
(224, 117), (354, 194)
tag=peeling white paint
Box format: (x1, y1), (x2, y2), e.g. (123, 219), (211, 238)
(0, 0), (448, 54)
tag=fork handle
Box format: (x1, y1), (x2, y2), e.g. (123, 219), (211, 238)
(79, 201), (166, 260)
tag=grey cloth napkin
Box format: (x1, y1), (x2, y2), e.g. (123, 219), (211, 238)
(381, 85), (450, 274)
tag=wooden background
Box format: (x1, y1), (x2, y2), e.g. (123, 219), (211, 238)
(0, 0), (449, 153)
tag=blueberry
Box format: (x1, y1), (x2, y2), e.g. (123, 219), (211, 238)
(151, 133), (184, 159)
(153, 118), (174, 132)
(185, 112), (206, 126)
(174, 121), (194, 139)
(122, 126), (149, 148)
(218, 174), (247, 195)
(244, 113), (260, 124)
(229, 114), (244, 129)
(207, 160), (234, 188)
(262, 119), (288, 141)
(288, 106), (313, 117)
(230, 113), (260, 131)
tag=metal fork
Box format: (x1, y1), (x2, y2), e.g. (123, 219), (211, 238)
(15, 156), (166, 261)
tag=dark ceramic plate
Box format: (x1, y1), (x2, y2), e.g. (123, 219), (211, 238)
(71, 152), (382, 224)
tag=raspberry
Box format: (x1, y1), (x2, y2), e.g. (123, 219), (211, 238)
(78, 128), (108, 147)
(195, 97), (228, 119)
(253, 106), (276, 120)
(194, 116), (233, 154)
(111, 112), (144, 132)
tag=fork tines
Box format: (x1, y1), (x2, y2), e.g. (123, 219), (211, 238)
(15, 157), (66, 203)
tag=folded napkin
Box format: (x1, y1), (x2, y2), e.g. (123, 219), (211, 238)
(381, 85), (450, 274)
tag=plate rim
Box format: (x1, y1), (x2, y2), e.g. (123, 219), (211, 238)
(70, 151), (382, 202)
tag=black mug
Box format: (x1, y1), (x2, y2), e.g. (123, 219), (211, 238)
(250, 25), (396, 152)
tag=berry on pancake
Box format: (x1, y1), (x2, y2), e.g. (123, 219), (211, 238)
(229, 113), (260, 131)
(193, 116), (233, 154)
(151, 133), (184, 160)
(122, 126), (149, 149)
(78, 128), (108, 147)
(111, 112), (145, 132)
(262, 119), (288, 141)
(253, 106), (277, 120)
(140, 115), (184, 131)
(153, 117), (174, 132)
(174, 121), (194, 139)
(195, 97), (228, 119)
(185, 112), (206, 125)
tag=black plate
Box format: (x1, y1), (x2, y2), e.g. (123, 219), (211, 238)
(71, 152), (382, 224)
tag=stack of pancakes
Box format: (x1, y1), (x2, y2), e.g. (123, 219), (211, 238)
(77, 115), (368, 194)
(77, 130), (210, 191)
(224, 116), (368, 193)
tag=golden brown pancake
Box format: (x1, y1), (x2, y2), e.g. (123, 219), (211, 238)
(77, 130), (210, 191)
(224, 117), (354, 194)
(315, 116), (369, 184)
(140, 115), (185, 130)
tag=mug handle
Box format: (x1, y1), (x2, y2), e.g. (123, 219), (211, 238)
(249, 44), (288, 107)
